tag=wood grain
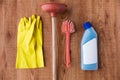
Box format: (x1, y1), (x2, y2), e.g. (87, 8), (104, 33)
(0, 0), (120, 80)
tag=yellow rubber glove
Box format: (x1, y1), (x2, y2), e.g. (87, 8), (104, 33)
(16, 15), (44, 68)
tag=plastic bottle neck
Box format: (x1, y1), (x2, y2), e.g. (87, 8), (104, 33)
(83, 21), (92, 30)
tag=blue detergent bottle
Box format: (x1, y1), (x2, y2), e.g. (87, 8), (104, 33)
(81, 21), (98, 70)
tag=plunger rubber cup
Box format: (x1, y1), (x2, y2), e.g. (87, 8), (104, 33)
(41, 3), (67, 16)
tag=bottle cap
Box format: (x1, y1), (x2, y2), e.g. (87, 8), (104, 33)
(83, 21), (92, 30)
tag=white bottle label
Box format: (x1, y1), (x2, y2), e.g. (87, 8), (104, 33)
(83, 38), (97, 64)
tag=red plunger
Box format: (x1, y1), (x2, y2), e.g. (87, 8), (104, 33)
(41, 3), (67, 80)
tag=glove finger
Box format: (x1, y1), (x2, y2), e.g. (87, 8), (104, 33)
(17, 18), (27, 46)
(23, 17), (36, 46)
(36, 16), (40, 28)
(18, 18), (24, 32)
(35, 16), (44, 67)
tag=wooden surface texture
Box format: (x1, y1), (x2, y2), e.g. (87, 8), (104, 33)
(0, 0), (120, 80)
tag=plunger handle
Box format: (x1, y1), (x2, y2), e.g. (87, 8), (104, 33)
(52, 16), (56, 80)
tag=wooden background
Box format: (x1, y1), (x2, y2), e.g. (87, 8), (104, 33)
(0, 0), (120, 80)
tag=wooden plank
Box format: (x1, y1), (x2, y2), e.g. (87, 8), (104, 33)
(0, 0), (120, 80)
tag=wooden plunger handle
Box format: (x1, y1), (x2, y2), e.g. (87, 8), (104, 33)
(52, 17), (56, 80)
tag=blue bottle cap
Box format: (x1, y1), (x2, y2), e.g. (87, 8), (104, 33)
(83, 21), (92, 30)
